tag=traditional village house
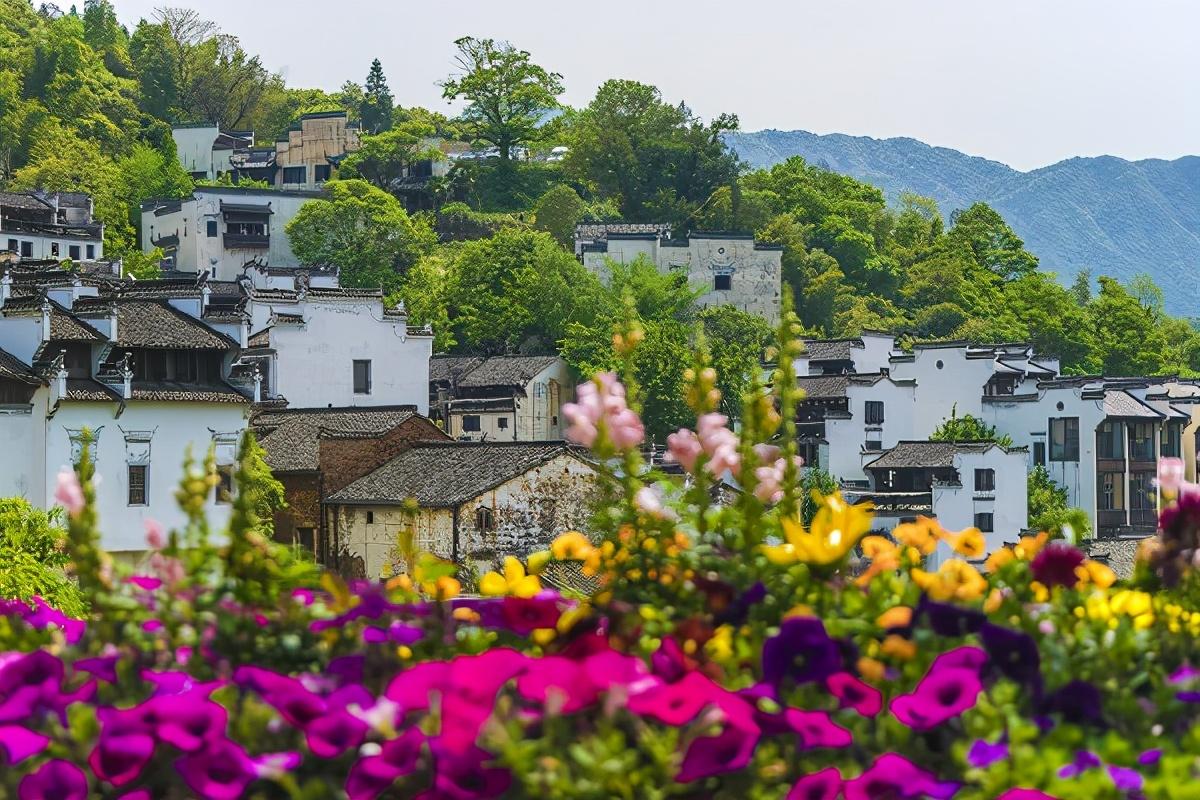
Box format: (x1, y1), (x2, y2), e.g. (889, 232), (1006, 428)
(428, 355), (572, 441)
(324, 441), (597, 579)
(250, 407), (449, 563)
(576, 225), (783, 325)
(1, 191), (104, 262)
(171, 125), (255, 182)
(274, 111), (361, 191)
(140, 186), (322, 280)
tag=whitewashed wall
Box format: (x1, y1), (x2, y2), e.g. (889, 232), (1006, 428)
(0, 387), (48, 503)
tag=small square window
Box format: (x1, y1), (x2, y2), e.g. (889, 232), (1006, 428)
(498, 417), (509, 429)
(86, 244), (95, 259)
(50, 242), (59, 257)
(974, 468), (996, 492)
(315, 164), (332, 182)
(353, 360), (371, 394)
(974, 512), (994, 533)
(366, 510), (374, 524)
(68, 245), (80, 260)
(1033, 442), (1046, 465)
(206, 220), (218, 238)
(462, 415), (481, 432)
(864, 400), (885, 425)
(21, 241), (32, 257)
(5, 239), (16, 253)
(714, 274), (732, 291)
(475, 507), (495, 531)
(864, 439), (882, 452)
(283, 166), (307, 185)
(215, 464), (234, 504)
(128, 464), (148, 506)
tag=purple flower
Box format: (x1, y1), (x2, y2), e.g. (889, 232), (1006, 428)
(0, 724), (50, 764)
(345, 728), (426, 800)
(967, 738), (1009, 768)
(24, 598), (85, 643)
(918, 597), (986, 637)
(980, 623), (1041, 686)
(996, 791), (1057, 800)
(438, 649), (528, 754)
(88, 733), (155, 787)
(176, 739), (257, 800)
(826, 672), (882, 717)
(627, 670), (720, 726)
(75, 655), (120, 683)
(500, 596), (561, 634)
(1108, 765), (1143, 792)
(141, 670), (223, 698)
(676, 721), (761, 783)
(844, 753), (959, 799)
(305, 711), (368, 758)
(1041, 680), (1103, 726)
(516, 656), (598, 714)
(715, 581), (767, 626)
(1058, 750), (1101, 779)
(786, 767), (842, 800)
(1138, 749), (1163, 766)
(0, 651), (65, 723)
(930, 646), (988, 674)
(1030, 542), (1086, 588)
(363, 622), (423, 646)
(891, 667), (982, 730)
(18, 759), (88, 800)
(430, 743), (511, 800)
(328, 655), (366, 686)
(761, 617), (844, 687)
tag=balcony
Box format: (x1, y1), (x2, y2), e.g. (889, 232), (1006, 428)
(223, 233), (270, 249)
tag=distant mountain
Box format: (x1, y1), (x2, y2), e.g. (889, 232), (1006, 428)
(726, 130), (1200, 316)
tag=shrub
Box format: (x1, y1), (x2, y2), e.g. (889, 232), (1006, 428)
(1, 317), (1199, 799)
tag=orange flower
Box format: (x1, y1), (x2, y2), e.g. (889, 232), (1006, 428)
(911, 559), (987, 602)
(983, 587), (1005, 613)
(876, 606), (913, 629)
(857, 657), (887, 682)
(551, 531), (594, 560)
(880, 634), (917, 661)
(1014, 531), (1049, 560)
(894, 517), (940, 555)
(985, 547), (1015, 573)
(861, 535), (898, 558)
(1075, 560), (1116, 590)
(942, 526), (986, 559)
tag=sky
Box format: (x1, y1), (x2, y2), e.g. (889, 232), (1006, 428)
(114, 0), (1200, 171)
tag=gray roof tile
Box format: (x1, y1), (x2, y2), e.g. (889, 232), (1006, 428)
(795, 375), (851, 399)
(116, 301), (237, 350)
(252, 407), (421, 472)
(865, 440), (1005, 470)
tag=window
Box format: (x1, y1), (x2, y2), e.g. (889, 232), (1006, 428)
(498, 417), (509, 430)
(1097, 421), (1124, 459)
(1033, 442), (1046, 466)
(20, 241), (32, 257)
(864, 401), (885, 425)
(296, 527), (315, 553)
(714, 274), (732, 291)
(1162, 423), (1182, 458)
(206, 220), (218, 238)
(1130, 472), (1155, 510)
(366, 511), (374, 524)
(315, 164), (332, 182)
(475, 506), (495, 531)
(352, 360), (371, 394)
(462, 415), (481, 432)
(50, 242), (59, 257)
(1099, 471), (1125, 510)
(215, 464), (234, 504)
(974, 512), (994, 533)
(974, 468), (996, 492)
(68, 245), (80, 260)
(282, 166), (306, 184)
(5, 239), (15, 253)
(864, 437), (882, 452)
(1049, 417), (1079, 462)
(86, 244), (95, 259)
(1129, 422), (1155, 462)
(128, 465), (147, 506)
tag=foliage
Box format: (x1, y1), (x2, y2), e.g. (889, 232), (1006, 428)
(339, 121), (442, 192)
(532, 183), (586, 247)
(285, 179), (436, 293)
(930, 405), (1014, 447)
(4, 326), (1200, 799)
(440, 36), (563, 161)
(0, 498), (83, 616)
(121, 247), (165, 280)
(1028, 465), (1092, 541)
(359, 58), (393, 135)
(698, 305), (772, 421)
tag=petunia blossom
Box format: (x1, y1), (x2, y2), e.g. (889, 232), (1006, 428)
(1057, 750), (1101, 779)
(18, 759), (88, 800)
(627, 670), (721, 726)
(996, 791), (1057, 800)
(675, 720), (761, 783)
(967, 738), (1009, 768)
(88, 733), (154, 787)
(787, 767), (842, 800)
(516, 656), (598, 714)
(345, 728), (425, 800)
(1108, 765), (1143, 792)
(980, 623), (1041, 687)
(0, 724), (50, 764)
(890, 667), (982, 730)
(825, 672), (882, 717)
(761, 617), (843, 687)
(844, 753), (959, 800)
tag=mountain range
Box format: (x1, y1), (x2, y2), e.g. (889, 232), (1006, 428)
(726, 130), (1200, 316)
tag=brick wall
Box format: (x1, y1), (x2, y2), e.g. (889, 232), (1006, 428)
(317, 417), (450, 495)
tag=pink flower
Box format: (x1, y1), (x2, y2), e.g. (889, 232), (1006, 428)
(1159, 457), (1186, 493)
(787, 767), (843, 800)
(634, 486), (678, 521)
(675, 720), (761, 783)
(564, 373), (644, 450)
(144, 519), (166, 550)
(627, 671), (721, 726)
(826, 672), (883, 717)
(0, 724), (50, 764)
(149, 553), (186, 587)
(666, 428), (702, 472)
(890, 667), (983, 730)
(175, 739), (256, 800)
(844, 753), (959, 799)
(18, 759), (88, 800)
(516, 656), (598, 714)
(54, 468), (84, 516)
(696, 414), (741, 476)
(754, 459), (787, 504)
(996, 791), (1058, 800)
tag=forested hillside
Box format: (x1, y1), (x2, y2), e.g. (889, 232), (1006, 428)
(728, 129), (1200, 316)
(4, 0), (1200, 438)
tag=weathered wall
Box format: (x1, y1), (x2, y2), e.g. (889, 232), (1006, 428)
(317, 419), (449, 495)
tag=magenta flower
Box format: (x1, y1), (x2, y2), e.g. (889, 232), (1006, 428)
(1138, 748), (1163, 766)
(761, 617), (844, 687)
(0, 650), (68, 723)
(153, 693), (228, 752)
(0, 724), (50, 764)
(430, 743), (512, 800)
(826, 672), (882, 717)
(500, 596), (561, 634)
(305, 710), (368, 758)
(890, 667), (982, 730)
(385, 661), (452, 712)
(234, 666), (326, 727)
(787, 767), (843, 800)
(176, 739), (257, 800)
(19, 759), (88, 800)
(930, 646), (988, 674)
(516, 656), (598, 714)
(54, 468), (84, 515)
(88, 733), (155, 787)
(844, 753), (960, 800)
(1108, 765), (1143, 792)
(785, 709), (853, 749)
(345, 728), (426, 800)
(675, 720), (761, 783)
(1029, 542), (1086, 588)
(582, 649), (659, 694)
(75, 654), (120, 683)
(996, 791), (1057, 800)
(967, 738), (1009, 768)
(23, 599), (85, 643)
(439, 649), (528, 754)
(627, 670), (720, 726)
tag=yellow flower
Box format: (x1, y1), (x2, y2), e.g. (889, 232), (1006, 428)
(1109, 589), (1152, 619)
(911, 559), (987, 602)
(705, 625), (734, 661)
(1030, 581), (1049, 603)
(943, 526), (986, 559)
(526, 550), (551, 575)
(784, 603), (815, 619)
(762, 492), (872, 566)
(861, 536), (898, 558)
(876, 606), (913, 629)
(983, 588), (1004, 613)
(857, 657), (887, 682)
(1075, 560), (1116, 590)
(479, 557), (541, 598)
(894, 517), (940, 555)
(880, 634), (916, 661)
(551, 531), (594, 560)
(1014, 531), (1049, 560)
(985, 547), (1015, 573)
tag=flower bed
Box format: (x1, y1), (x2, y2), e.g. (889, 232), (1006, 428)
(2, 334), (1200, 799)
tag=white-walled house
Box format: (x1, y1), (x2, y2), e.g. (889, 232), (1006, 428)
(429, 355), (573, 441)
(172, 125), (254, 182)
(2, 191), (103, 262)
(140, 187), (321, 280)
(578, 227), (783, 325)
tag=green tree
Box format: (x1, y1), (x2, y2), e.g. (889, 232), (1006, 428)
(698, 305), (772, 420)
(1069, 268), (1093, 306)
(1028, 465), (1091, 540)
(1088, 276), (1168, 375)
(1003, 273), (1095, 373)
(129, 20), (178, 120)
(930, 406), (1013, 446)
(947, 203), (1038, 279)
(532, 183), (586, 248)
(339, 121), (441, 191)
(0, 498), (85, 616)
(359, 58), (393, 134)
(440, 37), (563, 161)
(285, 179), (435, 292)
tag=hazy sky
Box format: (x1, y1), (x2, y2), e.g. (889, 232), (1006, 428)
(114, 0), (1199, 171)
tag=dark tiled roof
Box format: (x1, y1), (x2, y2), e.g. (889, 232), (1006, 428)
(803, 339), (861, 361)
(1084, 537), (1146, 579)
(64, 379), (119, 402)
(864, 440), (1009, 470)
(0, 191), (52, 211)
(429, 356), (485, 384)
(248, 328), (270, 348)
(48, 303), (104, 341)
(448, 355), (560, 389)
(252, 407), (421, 472)
(129, 381), (249, 404)
(0, 349), (40, 385)
(1103, 390), (1161, 419)
(574, 222), (672, 241)
(795, 375), (851, 399)
(116, 302), (238, 350)
(327, 441), (588, 507)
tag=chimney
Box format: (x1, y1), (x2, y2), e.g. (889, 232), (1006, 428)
(201, 282), (211, 314)
(121, 354), (132, 400)
(0, 273), (10, 308)
(40, 298), (51, 341)
(253, 366), (262, 403)
(55, 353), (67, 400)
(109, 304), (118, 342)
